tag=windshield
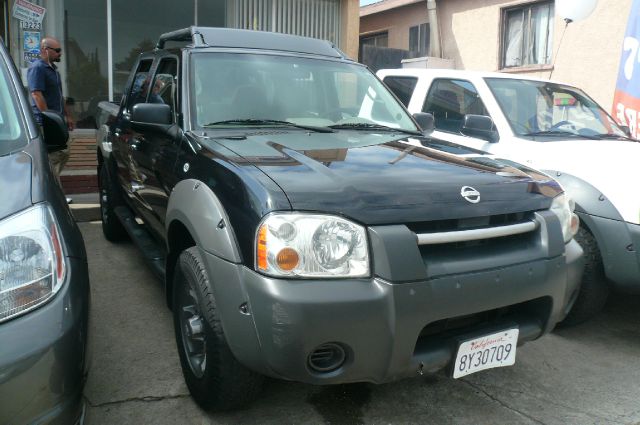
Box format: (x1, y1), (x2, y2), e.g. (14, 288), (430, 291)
(0, 56), (25, 156)
(190, 53), (418, 132)
(485, 77), (628, 139)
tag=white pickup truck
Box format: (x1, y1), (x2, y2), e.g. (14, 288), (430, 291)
(378, 68), (640, 325)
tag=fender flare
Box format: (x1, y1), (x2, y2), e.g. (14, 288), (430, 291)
(545, 170), (629, 281)
(544, 170), (624, 223)
(165, 179), (242, 263)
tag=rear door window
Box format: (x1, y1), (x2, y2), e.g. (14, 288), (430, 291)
(422, 79), (489, 133)
(382, 76), (418, 107)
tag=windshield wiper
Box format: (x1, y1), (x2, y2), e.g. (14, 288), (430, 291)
(594, 133), (638, 142)
(329, 123), (422, 136)
(522, 130), (601, 140)
(203, 119), (334, 133)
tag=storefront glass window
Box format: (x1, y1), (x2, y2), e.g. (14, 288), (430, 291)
(64, 0), (108, 128)
(112, 0), (195, 102)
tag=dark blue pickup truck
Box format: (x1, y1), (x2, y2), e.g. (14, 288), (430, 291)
(96, 27), (583, 410)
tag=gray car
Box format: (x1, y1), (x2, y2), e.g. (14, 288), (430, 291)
(0, 40), (90, 424)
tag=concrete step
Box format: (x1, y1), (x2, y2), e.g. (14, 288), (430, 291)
(68, 192), (101, 222)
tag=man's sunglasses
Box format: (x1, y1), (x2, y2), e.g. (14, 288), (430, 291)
(46, 47), (62, 53)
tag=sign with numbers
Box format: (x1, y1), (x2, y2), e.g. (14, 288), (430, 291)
(613, 0), (640, 138)
(11, 0), (45, 24)
(20, 20), (42, 30)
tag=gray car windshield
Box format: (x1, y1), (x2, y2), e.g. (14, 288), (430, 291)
(191, 53), (418, 133)
(0, 58), (25, 156)
(485, 77), (628, 139)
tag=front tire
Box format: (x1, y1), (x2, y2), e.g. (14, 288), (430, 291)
(99, 163), (128, 242)
(560, 227), (610, 326)
(172, 247), (263, 411)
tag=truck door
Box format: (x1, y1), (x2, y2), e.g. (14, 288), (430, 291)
(131, 56), (181, 239)
(111, 59), (154, 209)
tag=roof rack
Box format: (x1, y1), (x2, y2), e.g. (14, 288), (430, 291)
(156, 26), (207, 49)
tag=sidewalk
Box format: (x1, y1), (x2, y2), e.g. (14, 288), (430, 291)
(62, 132), (100, 222)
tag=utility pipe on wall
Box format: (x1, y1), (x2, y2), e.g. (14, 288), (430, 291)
(427, 0), (441, 58)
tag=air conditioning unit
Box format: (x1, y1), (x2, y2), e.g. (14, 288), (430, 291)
(401, 56), (455, 69)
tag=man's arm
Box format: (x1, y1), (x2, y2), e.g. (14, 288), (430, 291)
(31, 90), (48, 112)
(64, 99), (75, 131)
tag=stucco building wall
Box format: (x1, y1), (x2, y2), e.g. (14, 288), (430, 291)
(360, 2), (430, 52)
(342, 0), (361, 59)
(361, 0), (631, 109)
(437, 0), (630, 108)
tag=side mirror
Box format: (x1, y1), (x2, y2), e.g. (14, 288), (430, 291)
(131, 103), (172, 131)
(41, 111), (69, 152)
(620, 125), (632, 137)
(413, 112), (435, 135)
(460, 114), (499, 143)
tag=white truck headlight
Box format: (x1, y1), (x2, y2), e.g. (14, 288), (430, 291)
(256, 213), (369, 278)
(550, 194), (580, 243)
(0, 204), (66, 323)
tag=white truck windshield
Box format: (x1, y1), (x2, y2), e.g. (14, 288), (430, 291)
(485, 77), (627, 139)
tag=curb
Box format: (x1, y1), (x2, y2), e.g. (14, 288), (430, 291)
(68, 192), (101, 223)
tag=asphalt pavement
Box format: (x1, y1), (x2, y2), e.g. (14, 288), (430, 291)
(80, 221), (640, 425)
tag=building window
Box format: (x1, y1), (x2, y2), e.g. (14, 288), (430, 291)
(409, 23), (429, 58)
(501, 1), (554, 69)
(360, 32), (388, 48)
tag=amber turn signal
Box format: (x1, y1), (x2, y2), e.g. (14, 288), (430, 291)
(257, 224), (268, 270)
(276, 247), (299, 271)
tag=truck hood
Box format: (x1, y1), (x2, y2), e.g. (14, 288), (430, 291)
(513, 137), (640, 224)
(211, 132), (561, 225)
(0, 151), (32, 221)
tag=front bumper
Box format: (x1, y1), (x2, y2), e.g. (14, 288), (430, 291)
(578, 213), (640, 293)
(0, 257), (90, 425)
(202, 233), (583, 385)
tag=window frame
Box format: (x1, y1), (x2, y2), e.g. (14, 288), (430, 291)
(499, 0), (554, 72)
(150, 56), (180, 124)
(408, 23), (430, 58)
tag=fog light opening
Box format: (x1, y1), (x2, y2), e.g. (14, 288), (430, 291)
(308, 343), (346, 373)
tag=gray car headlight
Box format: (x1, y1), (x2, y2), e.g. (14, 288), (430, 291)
(0, 204), (66, 323)
(255, 213), (369, 278)
(550, 194), (580, 243)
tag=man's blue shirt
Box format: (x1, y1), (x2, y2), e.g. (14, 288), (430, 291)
(27, 59), (63, 124)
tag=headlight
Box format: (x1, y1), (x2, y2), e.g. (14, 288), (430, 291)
(256, 213), (369, 278)
(550, 194), (580, 243)
(0, 204), (66, 323)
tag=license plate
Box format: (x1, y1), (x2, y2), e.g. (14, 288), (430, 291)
(452, 328), (519, 379)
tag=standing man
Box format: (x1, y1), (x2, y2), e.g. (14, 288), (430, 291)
(27, 36), (74, 188)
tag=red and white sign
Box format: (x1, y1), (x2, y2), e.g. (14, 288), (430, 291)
(12, 0), (46, 25)
(613, 0), (640, 138)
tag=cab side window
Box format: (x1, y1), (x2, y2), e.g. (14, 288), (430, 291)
(124, 59), (153, 114)
(422, 79), (489, 133)
(150, 58), (179, 122)
(382, 76), (418, 107)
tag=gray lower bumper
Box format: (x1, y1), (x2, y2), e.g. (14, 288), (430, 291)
(579, 213), (640, 292)
(203, 239), (582, 385)
(0, 257), (90, 425)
